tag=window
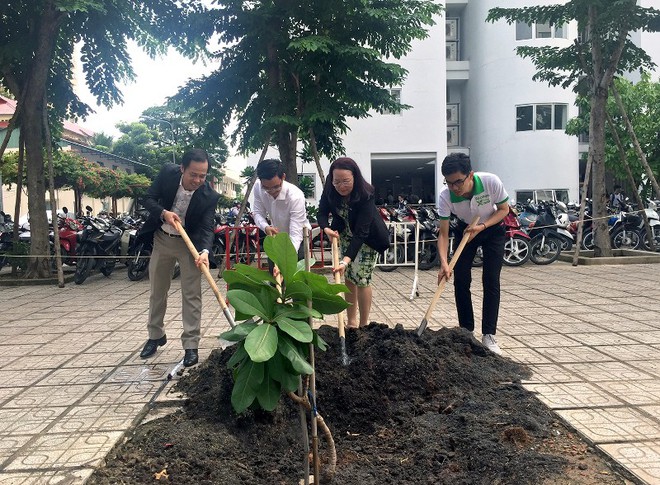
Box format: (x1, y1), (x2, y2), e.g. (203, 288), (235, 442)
(383, 88), (402, 115)
(446, 18), (458, 40)
(447, 103), (459, 125)
(516, 104), (568, 132)
(516, 21), (567, 40)
(516, 22), (532, 40)
(516, 106), (533, 132)
(446, 41), (458, 61)
(536, 105), (552, 130)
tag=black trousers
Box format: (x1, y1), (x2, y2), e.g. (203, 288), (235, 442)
(452, 222), (505, 335)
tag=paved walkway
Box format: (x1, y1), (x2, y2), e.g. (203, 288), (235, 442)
(0, 262), (659, 484)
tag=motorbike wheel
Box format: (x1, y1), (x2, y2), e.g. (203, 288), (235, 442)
(503, 235), (531, 267)
(100, 248), (119, 277)
(641, 225), (660, 252)
(472, 247), (484, 267)
(378, 243), (405, 272)
(611, 228), (641, 250)
(74, 246), (93, 284)
(127, 243), (150, 281)
(418, 242), (439, 270)
(581, 229), (594, 250)
(530, 234), (562, 265)
(558, 234), (573, 252)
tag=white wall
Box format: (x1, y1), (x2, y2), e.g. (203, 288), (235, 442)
(462, 0), (579, 201)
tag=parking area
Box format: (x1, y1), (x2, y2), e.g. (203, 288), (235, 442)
(0, 261), (659, 484)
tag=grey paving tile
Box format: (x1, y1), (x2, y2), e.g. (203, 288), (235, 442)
(0, 407), (67, 435)
(0, 468), (94, 484)
(620, 330), (660, 345)
(555, 407), (660, 443)
(61, 352), (134, 368)
(521, 364), (583, 384)
(524, 382), (624, 409)
(598, 442), (660, 485)
(0, 434), (32, 460)
(84, 381), (163, 405)
(534, 346), (614, 364)
(4, 384), (94, 408)
(0, 369), (53, 389)
(48, 403), (144, 433)
(561, 332), (641, 346)
(596, 344), (660, 361)
(35, 367), (116, 387)
(630, 360), (660, 378)
(511, 334), (582, 348)
(2, 354), (76, 371)
(562, 361), (656, 382)
(593, 380), (660, 406)
(3, 431), (123, 471)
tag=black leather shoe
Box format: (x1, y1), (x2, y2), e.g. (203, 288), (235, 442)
(139, 335), (167, 359)
(183, 349), (199, 367)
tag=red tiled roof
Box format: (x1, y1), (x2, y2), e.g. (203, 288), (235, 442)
(0, 95), (17, 116)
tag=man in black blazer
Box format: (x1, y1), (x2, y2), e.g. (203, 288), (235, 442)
(138, 148), (220, 367)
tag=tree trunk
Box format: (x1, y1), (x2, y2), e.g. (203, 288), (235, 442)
(277, 127), (298, 187)
(44, 95), (64, 286)
(572, 153), (593, 266)
(22, 2), (62, 278)
(589, 88), (612, 257)
(308, 127), (326, 186)
(12, 134), (25, 276)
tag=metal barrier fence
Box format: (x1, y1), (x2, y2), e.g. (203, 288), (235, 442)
(377, 221), (420, 300)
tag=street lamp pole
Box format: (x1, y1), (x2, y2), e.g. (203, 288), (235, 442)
(141, 115), (176, 164)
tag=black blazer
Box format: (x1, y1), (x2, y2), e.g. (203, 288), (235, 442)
(318, 193), (389, 260)
(139, 164), (220, 260)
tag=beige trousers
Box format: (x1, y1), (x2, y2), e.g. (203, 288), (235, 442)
(147, 230), (202, 350)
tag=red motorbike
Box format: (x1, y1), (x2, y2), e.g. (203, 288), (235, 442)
(502, 207), (531, 266)
(51, 216), (82, 267)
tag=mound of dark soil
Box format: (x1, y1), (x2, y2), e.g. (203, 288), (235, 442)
(89, 324), (629, 485)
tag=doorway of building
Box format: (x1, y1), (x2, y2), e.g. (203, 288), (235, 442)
(370, 154), (436, 205)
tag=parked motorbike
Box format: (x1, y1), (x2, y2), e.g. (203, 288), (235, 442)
(526, 202), (563, 265)
(74, 207), (123, 284)
(502, 207), (531, 266)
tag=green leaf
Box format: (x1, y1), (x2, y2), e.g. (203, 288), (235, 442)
(280, 368), (300, 393)
(268, 352), (303, 393)
(256, 368), (281, 411)
(310, 291), (350, 315)
(245, 324), (278, 362)
(278, 334), (314, 375)
(276, 317), (313, 343)
(312, 332), (328, 352)
(220, 320), (259, 342)
(283, 280), (312, 301)
(223, 268), (276, 292)
(231, 360), (264, 413)
(227, 289), (270, 320)
(263, 233), (298, 283)
(276, 303), (323, 320)
(226, 342), (248, 368)
(233, 263), (276, 283)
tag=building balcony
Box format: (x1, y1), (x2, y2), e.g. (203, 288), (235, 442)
(447, 61), (470, 81)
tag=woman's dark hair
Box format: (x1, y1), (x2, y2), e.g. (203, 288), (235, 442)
(323, 157), (374, 206)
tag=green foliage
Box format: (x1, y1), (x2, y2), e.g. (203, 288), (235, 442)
(567, 73), (660, 190)
(173, 0), (442, 177)
(298, 175), (314, 198)
(305, 203), (318, 223)
(220, 233), (346, 413)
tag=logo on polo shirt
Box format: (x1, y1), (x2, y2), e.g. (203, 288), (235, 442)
(474, 193), (491, 206)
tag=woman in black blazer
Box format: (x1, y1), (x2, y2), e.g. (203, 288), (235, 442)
(318, 157), (389, 328)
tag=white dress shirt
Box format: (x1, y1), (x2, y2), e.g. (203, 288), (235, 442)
(253, 180), (311, 252)
(161, 177), (195, 235)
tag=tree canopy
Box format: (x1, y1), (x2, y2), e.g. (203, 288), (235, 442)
(173, 0), (442, 185)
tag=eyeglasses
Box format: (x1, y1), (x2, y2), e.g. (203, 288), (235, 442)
(443, 174), (470, 189)
(332, 179), (353, 187)
(263, 184), (282, 193)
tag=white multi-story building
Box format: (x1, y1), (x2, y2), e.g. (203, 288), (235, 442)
(305, 0), (660, 206)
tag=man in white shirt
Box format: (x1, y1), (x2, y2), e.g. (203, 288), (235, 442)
(436, 153), (509, 355)
(252, 159), (311, 269)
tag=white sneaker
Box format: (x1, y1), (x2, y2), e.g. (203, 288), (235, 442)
(482, 334), (502, 355)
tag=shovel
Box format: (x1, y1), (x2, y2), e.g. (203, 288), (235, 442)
(172, 220), (236, 329)
(417, 216), (480, 336)
(331, 237), (351, 365)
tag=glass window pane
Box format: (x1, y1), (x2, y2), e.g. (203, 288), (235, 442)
(554, 104), (567, 130)
(516, 21), (532, 40)
(516, 105), (533, 131)
(536, 22), (552, 38)
(535, 190), (554, 202)
(554, 24), (566, 38)
(536, 105), (552, 130)
(555, 190), (569, 204)
(516, 191), (534, 205)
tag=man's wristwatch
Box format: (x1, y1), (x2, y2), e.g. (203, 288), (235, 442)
(339, 261), (347, 267)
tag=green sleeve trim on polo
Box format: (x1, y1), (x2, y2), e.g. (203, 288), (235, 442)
(496, 196), (509, 205)
(439, 216), (450, 220)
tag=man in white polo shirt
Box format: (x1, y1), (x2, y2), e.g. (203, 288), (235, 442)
(437, 153), (509, 354)
(253, 158), (311, 272)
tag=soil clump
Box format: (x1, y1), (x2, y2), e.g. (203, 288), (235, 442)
(89, 324), (631, 484)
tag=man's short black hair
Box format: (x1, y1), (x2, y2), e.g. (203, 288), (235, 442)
(441, 153), (472, 176)
(256, 158), (284, 180)
(181, 148), (209, 169)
